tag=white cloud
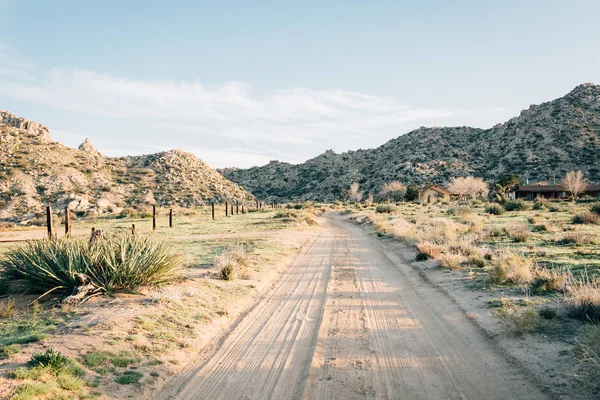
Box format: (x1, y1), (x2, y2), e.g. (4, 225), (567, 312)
(0, 53), (508, 168)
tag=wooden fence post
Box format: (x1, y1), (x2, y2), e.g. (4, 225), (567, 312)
(152, 205), (156, 231)
(132, 224), (136, 235)
(256, 199), (259, 209)
(212, 201), (215, 220)
(236, 201), (239, 215)
(64, 205), (71, 237)
(231, 203), (234, 216)
(169, 208), (173, 228)
(242, 205), (245, 214)
(225, 201), (228, 217)
(46, 205), (53, 238)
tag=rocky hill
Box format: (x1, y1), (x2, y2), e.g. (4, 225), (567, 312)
(0, 111), (254, 222)
(222, 83), (600, 201)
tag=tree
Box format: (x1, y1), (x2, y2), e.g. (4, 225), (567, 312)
(349, 182), (363, 203)
(380, 181), (407, 202)
(365, 192), (374, 205)
(448, 177), (469, 200)
(562, 170), (588, 201)
(405, 185), (420, 201)
(449, 176), (489, 200)
(495, 173), (520, 197)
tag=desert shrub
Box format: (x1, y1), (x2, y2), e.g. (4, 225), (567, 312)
(556, 232), (596, 246)
(415, 241), (442, 261)
(437, 253), (465, 270)
(115, 371), (143, 385)
(532, 200), (547, 210)
(485, 204), (505, 215)
(532, 223), (549, 232)
(538, 307), (557, 320)
(590, 202), (600, 215)
(566, 273), (600, 321)
(215, 245), (248, 281)
(0, 297), (16, 318)
(491, 299), (540, 336)
(547, 204), (560, 212)
(301, 215), (318, 226)
(488, 249), (534, 285)
(447, 236), (479, 257)
(572, 212), (600, 225)
(509, 224), (530, 243)
(376, 204), (396, 214)
(503, 199), (530, 211)
(273, 210), (297, 219)
(119, 207), (139, 219)
(0, 344), (21, 359)
(293, 204), (303, 210)
(530, 268), (568, 294)
(29, 348), (70, 371)
(446, 206), (471, 216)
(573, 324), (600, 396)
(0, 234), (182, 296)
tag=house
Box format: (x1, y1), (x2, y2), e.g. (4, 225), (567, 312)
(420, 185), (453, 203)
(514, 184), (600, 200)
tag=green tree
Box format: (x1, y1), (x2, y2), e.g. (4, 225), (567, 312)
(405, 185), (420, 201)
(494, 173), (520, 199)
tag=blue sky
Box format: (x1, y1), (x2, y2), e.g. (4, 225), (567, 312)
(1, 0), (599, 167)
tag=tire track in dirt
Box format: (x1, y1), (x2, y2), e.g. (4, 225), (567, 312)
(160, 230), (334, 400)
(304, 217), (547, 400)
(160, 216), (548, 400)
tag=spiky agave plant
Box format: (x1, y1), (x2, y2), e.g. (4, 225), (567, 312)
(0, 233), (182, 297)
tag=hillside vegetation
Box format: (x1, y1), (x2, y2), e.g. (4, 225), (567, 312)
(222, 83), (600, 201)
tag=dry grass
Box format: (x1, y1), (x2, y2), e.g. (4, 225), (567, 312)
(556, 232), (596, 246)
(488, 249), (534, 285)
(491, 299), (540, 336)
(415, 241), (442, 260)
(214, 245), (248, 281)
(574, 324), (600, 396)
(437, 253), (465, 270)
(565, 273), (600, 320)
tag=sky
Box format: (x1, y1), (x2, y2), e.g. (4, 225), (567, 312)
(1, 0), (599, 168)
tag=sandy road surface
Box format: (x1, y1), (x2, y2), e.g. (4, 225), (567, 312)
(160, 216), (548, 400)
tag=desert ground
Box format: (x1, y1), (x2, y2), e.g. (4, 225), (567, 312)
(0, 200), (598, 399)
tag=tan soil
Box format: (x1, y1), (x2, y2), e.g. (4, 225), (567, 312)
(159, 215), (549, 400)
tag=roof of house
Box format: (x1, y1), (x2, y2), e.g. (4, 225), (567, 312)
(422, 185), (453, 196)
(517, 184), (600, 192)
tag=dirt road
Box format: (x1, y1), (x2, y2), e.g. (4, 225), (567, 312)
(160, 216), (548, 400)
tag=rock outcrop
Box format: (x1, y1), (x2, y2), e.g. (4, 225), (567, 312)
(0, 116), (254, 222)
(222, 83), (600, 202)
(0, 111), (51, 142)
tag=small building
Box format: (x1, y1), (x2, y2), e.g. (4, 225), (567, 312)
(514, 184), (600, 200)
(420, 185), (453, 203)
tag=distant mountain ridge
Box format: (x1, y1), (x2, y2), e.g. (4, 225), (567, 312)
(221, 83), (600, 201)
(0, 111), (253, 221)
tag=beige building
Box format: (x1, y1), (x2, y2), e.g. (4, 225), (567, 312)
(419, 185), (453, 203)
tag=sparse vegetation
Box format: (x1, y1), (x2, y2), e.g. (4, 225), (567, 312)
(0, 234), (183, 296)
(485, 204), (505, 215)
(215, 245), (248, 281)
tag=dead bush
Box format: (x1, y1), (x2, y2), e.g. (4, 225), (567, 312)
(488, 249), (534, 285)
(415, 241), (442, 261)
(214, 245), (248, 281)
(566, 273), (600, 321)
(509, 224), (530, 243)
(572, 212), (600, 225)
(437, 253), (465, 270)
(556, 232), (596, 246)
(530, 267), (569, 294)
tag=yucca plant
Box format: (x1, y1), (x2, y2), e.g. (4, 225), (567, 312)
(0, 233), (182, 297)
